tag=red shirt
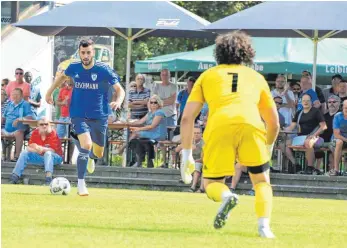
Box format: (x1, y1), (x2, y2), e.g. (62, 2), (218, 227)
(58, 86), (73, 117)
(29, 129), (63, 157)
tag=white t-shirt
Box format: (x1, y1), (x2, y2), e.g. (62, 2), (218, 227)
(271, 89), (295, 127)
(152, 82), (178, 117)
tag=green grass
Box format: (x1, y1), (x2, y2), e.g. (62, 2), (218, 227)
(2, 185), (347, 248)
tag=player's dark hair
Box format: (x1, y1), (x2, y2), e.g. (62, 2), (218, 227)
(187, 77), (196, 83)
(214, 31), (255, 65)
(15, 68), (24, 73)
(273, 96), (283, 101)
(79, 39), (94, 49)
(13, 87), (23, 96)
(302, 93), (312, 101)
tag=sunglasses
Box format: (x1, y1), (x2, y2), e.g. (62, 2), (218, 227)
(275, 102), (283, 105)
(131, 85), (136, 88)
(292, 88), (301, 91)
(15, 72), (23, 75)
(39, 123), (49, 126)
(328, 101), (338, 104)
(150, 101), (158, 104)
(1, 84), (4, 86)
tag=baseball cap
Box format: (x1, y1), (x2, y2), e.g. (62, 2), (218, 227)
(332, 74), (343, 80)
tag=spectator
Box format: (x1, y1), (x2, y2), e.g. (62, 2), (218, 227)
(52, 84), (63, 121)
(25, 71), (41, 118)
(6, 68), (31, 101)
(285, 94), (327, 174)
(271, 74), (295, 127)
(322, 74), (343, 103)
(290, 81), (301, 108)
(127, 95), (167, 168)
(56, 79), (73, 138)
(302, 70), (326, 111)
(331, 100), (347, 176)
(153, 69), (178, 168)
(338, 80), (347, 105)
(1, 88), (33, 161)
(177, 77), (196, 118)
(153, 69), (177, 126)
(128, 74), (151, 119)
(9, 117), (63, 185)
(273, 96), (286, 128)
(2, 78), (9, 90)
(297, 76), (321, 111)
(175, 126), (204, 192)
(1, 89), (9, 119)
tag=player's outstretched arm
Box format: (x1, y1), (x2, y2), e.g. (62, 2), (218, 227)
(110, 83), (125, 110)
(45, 73), (68, 105)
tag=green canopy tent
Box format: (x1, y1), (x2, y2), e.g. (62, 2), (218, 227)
(135, 38), (347, 82)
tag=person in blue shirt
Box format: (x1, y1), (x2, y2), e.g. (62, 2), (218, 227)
(45, 39), (125, 196)
(1, 88), (33, 161)
(177, 77), (196, 116)
(296, 76), (321, 112)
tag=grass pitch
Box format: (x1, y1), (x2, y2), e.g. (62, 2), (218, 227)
(2, 185), (347, 248)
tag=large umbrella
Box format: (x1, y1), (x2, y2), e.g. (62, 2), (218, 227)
(13, 1), (213, 166)
(204, 1), (347, 88)
(135, 38), (347, 79)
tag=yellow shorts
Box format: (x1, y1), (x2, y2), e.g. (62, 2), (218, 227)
(202, 124), (269, 178)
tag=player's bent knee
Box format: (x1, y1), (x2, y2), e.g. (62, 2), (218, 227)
(92, 143), (104, 158)
(81, 143), (92, 151)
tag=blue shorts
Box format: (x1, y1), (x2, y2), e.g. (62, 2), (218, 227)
(71, 118), (108, 147)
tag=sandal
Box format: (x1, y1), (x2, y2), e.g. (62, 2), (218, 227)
(196, 189), (205, 193)
(10, 157), (18, 162)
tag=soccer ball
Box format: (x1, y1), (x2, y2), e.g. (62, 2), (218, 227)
(49, 177), (71, 195)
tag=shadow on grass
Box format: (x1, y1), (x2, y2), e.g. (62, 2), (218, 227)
(40, 222), (256, 237)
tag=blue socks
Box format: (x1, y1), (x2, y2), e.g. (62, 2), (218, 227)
(77, 148), (90, 179)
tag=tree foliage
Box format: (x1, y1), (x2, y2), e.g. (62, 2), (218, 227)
(113, 1), (260, 79)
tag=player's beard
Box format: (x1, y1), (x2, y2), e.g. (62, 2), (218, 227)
(82, 58), (92, 66)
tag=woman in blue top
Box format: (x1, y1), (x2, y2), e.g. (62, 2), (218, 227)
(130, 94), (166, 141)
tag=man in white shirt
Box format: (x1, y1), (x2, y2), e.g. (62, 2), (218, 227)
(271, 74), (295, 127)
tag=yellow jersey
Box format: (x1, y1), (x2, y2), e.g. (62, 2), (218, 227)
(188, 64), (275, 132)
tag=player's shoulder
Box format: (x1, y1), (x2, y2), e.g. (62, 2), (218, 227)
(68, 60), (82, 68)
(95, 61), (112, 71)
(335, 111), (343, 119)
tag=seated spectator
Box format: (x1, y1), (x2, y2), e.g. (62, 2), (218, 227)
(2, 78), (9, 90)
(1, 89), (10, 123)
(175, 126), (204, 192)
(56, 79), (73, 138)
(128, 74), (150, 120)
(9, 117), (63, 185)
(126, 95), (166, 167)
(273, 96), (286, 128)
(331, 100), (347, 176)
(6, 68), (31, 101)
(25, 71), (41, 119)
(297, 76), (321, 111)
(284, 94), (327, 174)
(1, 88), (33, 161)
(316, 95), (341, 171)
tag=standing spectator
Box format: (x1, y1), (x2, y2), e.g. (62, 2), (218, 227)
(177, 77), (196, 118)
(9, 117), (63, 185)
(322, 74), (343, 103)
(6, 68), (31, 101)
(25, 71), (42, 119)
(273, 96), (286, 128)
(290, 81), (301, 108)
(153, 69), (178, 126)
(2, 78), (9, 90)
(52, 84), (62, 121)
(56, 79), (73, 138)
(297, 76), (321, 111)
(338, 80), (347, 105)
(302, 70), (326, 110)
(128, 74), (151, 119)
(271, 74), (295, 127)
(153, 69), (178, 168)
(1, 88), (33, 161)
(331, 100), (347, 176)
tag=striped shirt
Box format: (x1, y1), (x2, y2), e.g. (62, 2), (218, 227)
(128, 87), (151, 118)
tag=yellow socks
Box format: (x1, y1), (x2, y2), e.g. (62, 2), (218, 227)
(205, 182), (231, 202)
(254, 182), (273, 218)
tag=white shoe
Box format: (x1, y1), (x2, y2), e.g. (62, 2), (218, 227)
(258, 227), (275, 238)
(87, 158), (95, 174)
(77, 181), (89, 196)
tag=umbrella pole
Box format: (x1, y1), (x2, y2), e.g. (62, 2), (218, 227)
(312, 30), (318, 90)
(122, 28), (132, 168)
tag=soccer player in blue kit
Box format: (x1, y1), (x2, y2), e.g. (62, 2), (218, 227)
(46, 39), (125, 196)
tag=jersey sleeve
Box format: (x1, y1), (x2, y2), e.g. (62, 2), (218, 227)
(105, 65), (120, 85)
(64, 63), (74, 77)
(23, 102), (33, 118)
(258, 76), (275, 109)
(333, 114), (341, 129)
(187, 75), (205, 104)
(310, 90), (319, 103)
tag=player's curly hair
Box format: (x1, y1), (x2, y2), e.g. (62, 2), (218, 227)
(214, 31), (255, 65)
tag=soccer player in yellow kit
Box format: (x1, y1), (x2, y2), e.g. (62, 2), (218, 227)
(180, 31), (280, 238)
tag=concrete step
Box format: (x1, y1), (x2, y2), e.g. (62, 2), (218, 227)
(2, 172), (347, 200)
